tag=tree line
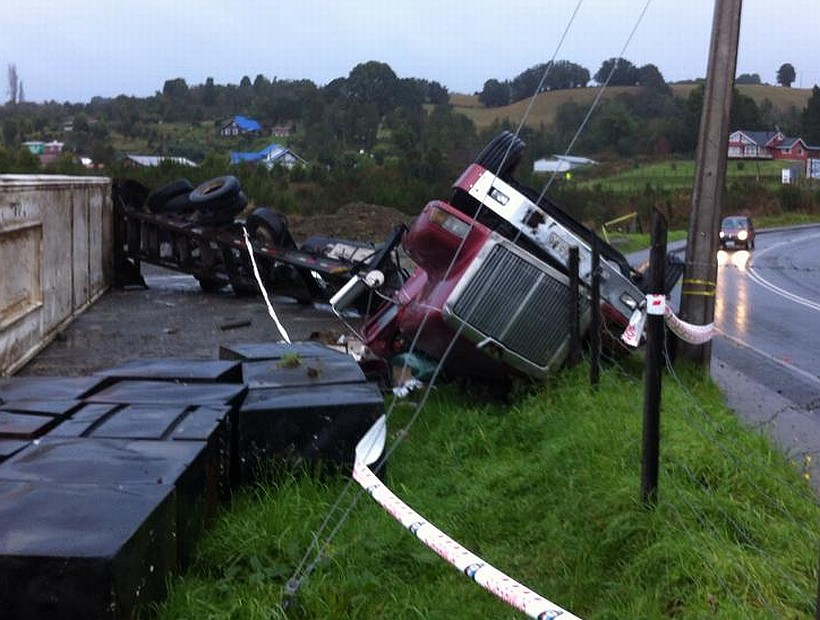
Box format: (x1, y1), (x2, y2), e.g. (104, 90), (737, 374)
(1, 58), (819, 223)
(478, 58), (669, 107)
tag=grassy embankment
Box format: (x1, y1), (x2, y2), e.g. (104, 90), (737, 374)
(578, 159), (788, 193)
(156, 363), (820, 619)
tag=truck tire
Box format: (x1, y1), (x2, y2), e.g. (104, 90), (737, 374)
(189, 176), (240, 206)
(154, 191), (195, 215)
(474, 131), (525, 178)
(245, 207), (297, 248)
(197, 191), (246, 227)
(146, 179), (193, 212)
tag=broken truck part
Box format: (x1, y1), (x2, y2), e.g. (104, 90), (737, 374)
(334, 131), (683, 383)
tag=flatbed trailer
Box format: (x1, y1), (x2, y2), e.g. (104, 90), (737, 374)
(112, 178), (406, 310)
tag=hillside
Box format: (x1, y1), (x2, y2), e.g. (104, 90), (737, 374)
(450, 86), (641, 130)
(451, 83), (814, 132)
(734, 82), (815, 111)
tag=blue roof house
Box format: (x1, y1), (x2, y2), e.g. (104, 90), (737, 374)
(220, 115), (263, 137)
(229, 144), (305, 169)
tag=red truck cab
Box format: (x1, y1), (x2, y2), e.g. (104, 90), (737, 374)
(340, 132), (680, 385)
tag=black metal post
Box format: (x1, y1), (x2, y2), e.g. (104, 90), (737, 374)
(815, 539), (820, 620)
(589, 238), (600, 387)
(640, 210), (668, 506)
(567, 246), (581, 368)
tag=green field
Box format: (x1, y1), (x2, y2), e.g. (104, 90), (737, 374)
(577, 159), (788, 193)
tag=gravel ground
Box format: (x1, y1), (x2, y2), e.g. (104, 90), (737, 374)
(287, 202), (411, 244)
(17, 265), (362, 377)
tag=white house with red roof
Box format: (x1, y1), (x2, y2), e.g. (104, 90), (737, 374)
(727, 130), (810, 161)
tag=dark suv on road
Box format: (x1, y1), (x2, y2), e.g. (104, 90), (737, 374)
(719, 215), (755, 250)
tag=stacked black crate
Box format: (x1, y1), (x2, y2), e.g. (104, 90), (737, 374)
(219, 342), (386, 483)
(0, 344), (386, 618)
(0, 362), (244, 619)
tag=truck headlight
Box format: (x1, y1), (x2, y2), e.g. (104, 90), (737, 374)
(429, 206), (471, 239)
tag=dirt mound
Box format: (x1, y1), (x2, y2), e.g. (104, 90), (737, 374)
(287, 202), (413, 244)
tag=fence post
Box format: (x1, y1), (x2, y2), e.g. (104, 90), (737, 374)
(589, 238), (600, 387)
(815, 538), (820, 619)
(640, 210), (668, 506)
(567, 246), (581, 368)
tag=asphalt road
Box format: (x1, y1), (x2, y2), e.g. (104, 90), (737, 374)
(711, 225), (820, 486)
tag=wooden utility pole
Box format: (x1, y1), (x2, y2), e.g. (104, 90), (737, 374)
(678, 0), (743, 366)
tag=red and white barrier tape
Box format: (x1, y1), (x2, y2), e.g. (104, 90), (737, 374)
(621, 295), (715, 347)
(353, 462), (582, 619)
(663, 304), (715, 345)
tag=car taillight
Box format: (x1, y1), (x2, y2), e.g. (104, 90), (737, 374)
(428, 205), (471, 239)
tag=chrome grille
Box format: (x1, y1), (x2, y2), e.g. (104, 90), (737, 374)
(448, 242), (588, 370)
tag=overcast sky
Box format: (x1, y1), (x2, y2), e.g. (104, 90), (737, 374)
(2, 0), (819, 104)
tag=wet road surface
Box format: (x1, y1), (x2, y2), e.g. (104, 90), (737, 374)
(713, 225), (820, 486)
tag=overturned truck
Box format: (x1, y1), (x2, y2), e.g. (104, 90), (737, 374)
(332, 131), (682, 385)
(112, 132), (681, 386)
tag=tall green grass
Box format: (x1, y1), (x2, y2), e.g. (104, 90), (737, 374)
(579, 160), (787, 193)
(155, 363), (820, 619)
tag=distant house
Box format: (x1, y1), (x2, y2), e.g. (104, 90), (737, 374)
(121, 154), (198, 168)
(229, 143), (305, 169)
(533, 154), (597, 174)
(271, 124), (293, 137)
(220, 115), (262, 137)
(23, 140), (64, 165)
(727, 130), (809, 161)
